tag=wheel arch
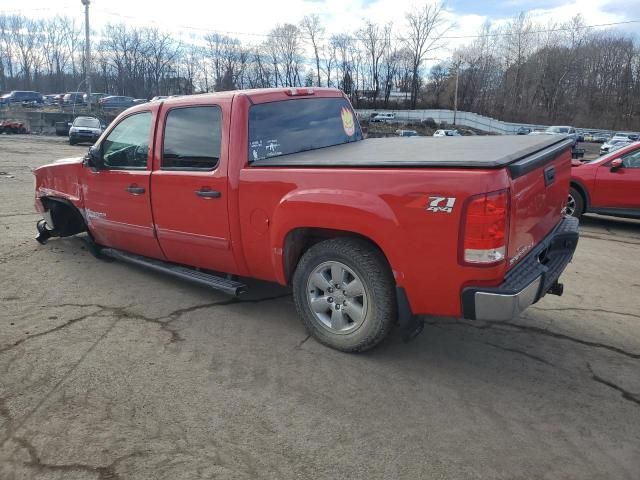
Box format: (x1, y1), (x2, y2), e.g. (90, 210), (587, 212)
(282, 227), (391, 285)
(570, 180), (590, 210)
(269, 188), (405, 287)
(40, 196), (87, 237)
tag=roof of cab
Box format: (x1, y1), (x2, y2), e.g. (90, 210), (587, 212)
(121, 87), (346, 117)
(158, 87), (344, 106)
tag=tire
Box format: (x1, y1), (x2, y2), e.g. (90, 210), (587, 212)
(69, 138), (76, 145)
(566, 187), (585, 218)
(292, 237), (396, 352)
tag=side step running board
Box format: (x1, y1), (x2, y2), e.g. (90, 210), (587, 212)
(101, 248), (247, 296)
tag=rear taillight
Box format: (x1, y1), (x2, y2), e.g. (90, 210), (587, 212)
(460, 189), (510, 265)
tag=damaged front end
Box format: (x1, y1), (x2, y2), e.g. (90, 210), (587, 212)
(33, 157), (86, 244)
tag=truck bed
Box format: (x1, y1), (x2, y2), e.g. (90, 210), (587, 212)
(250, 135), (573, 178)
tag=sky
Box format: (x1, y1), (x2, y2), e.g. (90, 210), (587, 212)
(2, 0), (638, 60)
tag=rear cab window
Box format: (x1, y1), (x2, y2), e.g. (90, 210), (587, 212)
(248, 97), (361, 163)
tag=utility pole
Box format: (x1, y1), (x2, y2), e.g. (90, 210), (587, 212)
(453, 60), (459, 126)
(81, 0), (91, 106)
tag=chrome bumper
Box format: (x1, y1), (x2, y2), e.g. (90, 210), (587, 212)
(462, 216), (579, 321)
(473, 276), (541, 321)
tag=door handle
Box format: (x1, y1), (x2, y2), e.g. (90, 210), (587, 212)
(126, 185), (145, 195)
(195, 189), (221, 199)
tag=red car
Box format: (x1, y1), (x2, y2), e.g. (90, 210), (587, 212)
(32, 88), (578, 352)
(568, 142), (640, 219)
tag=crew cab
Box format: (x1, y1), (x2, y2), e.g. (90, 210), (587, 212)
(33, 88), (579, 352)
(568, 142), (640, 219)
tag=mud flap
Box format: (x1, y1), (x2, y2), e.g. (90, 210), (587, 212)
(397, 287), (424, 342)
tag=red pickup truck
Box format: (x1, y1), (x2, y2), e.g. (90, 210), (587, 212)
(33, 88), (579, 352)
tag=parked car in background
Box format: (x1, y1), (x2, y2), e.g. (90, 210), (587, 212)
(43, 94), (59, 105)
(63, 92), (86, 105)
(68, 116), (105, 145)
(567, 142), (640, 219)
(55, 121), (72, 137)
(609, 132), (639, 143)
(369, 112), (395, 123)
(396, 129), (418, 137)
(99, 95), (135, 109)
(0, 90), (44, 105)
(592, 132), (609, 143)
(133, 98), (148, 105)
(515, 127), (531, 135)
(433, 129), (461, 137)
(150, 96), (169, 102)
(600, 139), (632, 155)
(84, 92), (108, 104)
(542, 126), (578, 146)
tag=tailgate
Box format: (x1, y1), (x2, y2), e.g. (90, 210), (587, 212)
(506, 138), (573, 269)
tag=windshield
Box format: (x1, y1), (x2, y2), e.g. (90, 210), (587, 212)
(73, 117), (100, 128)
(248, 97), (362, 162)
(546, 126), (569, 134)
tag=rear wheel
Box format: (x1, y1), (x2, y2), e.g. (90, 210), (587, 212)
(292, 238), (396, 352)
(566, 187), (585, 218)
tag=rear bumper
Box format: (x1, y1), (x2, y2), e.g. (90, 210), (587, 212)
(462, 216), (579, 321)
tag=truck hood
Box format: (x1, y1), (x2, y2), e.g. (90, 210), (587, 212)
(33, 156), (84, 172)
(54, 156), (84, 165)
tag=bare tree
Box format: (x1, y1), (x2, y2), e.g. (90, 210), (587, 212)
(403, 2), (449, 108)
(300, 14), (325, 87)
(358, 21), (390, 107)
(267, 24), (304, 87)
(322, 42), (337, 87)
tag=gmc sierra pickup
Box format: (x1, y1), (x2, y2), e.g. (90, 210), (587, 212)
(33, 87), (579, 352)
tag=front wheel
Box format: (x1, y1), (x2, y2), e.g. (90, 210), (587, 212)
(566, 187), (585, 218)
(292, 238), (396, 352)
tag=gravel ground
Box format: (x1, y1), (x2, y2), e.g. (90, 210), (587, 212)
(1, 135), (639, 479)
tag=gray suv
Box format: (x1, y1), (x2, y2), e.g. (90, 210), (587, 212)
(0, 91), (43, 105)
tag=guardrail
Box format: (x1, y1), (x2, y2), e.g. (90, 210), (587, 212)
(356, 108), (616, 137)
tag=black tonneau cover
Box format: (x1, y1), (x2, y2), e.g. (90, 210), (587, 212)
(250, 135), (573, 178)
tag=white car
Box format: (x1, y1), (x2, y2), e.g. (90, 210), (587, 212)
(68, 116), (105, 146)
(542, 126), (578, 146)
(600, 139), (632, 155)
(370, 112), (395, 123)
(609, 132), (639, 143)
(433, 129), (461, 137)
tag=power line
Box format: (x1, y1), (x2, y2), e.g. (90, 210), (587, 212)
(92, 9), (640, 42)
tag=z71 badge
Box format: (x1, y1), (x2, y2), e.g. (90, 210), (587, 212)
(427, 196), (456, 213)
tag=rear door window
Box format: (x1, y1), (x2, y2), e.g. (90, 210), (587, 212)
(162, 106), (221, 170)
(248, 97), (361, 162)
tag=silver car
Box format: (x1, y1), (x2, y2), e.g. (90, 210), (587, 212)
(600, 139), (632, 155)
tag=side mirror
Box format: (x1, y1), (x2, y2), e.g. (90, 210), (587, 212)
(85, 145), (104, 169)
(610, 158), (623, 171)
